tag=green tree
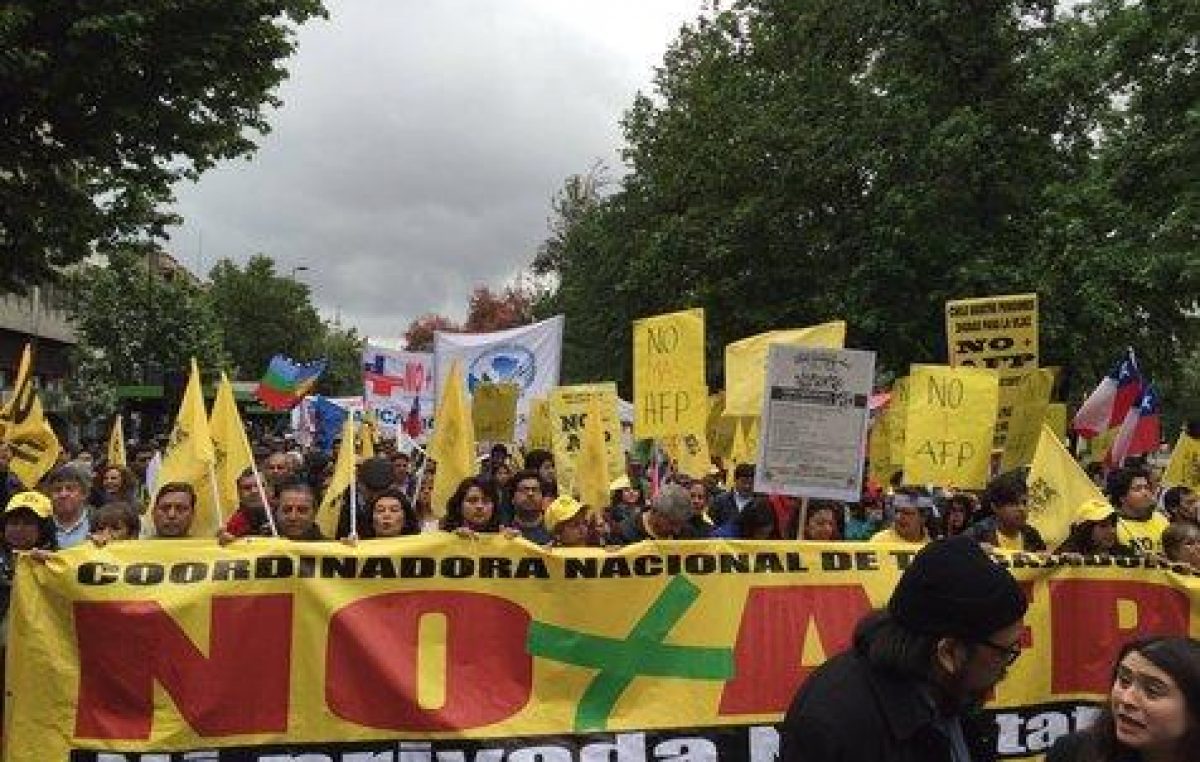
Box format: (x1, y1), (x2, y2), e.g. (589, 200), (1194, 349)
(0, 0), (327, 292)
(65, 247), (226, 396)
(535, 0), (1198, 401)
(317, 322), (366, 397)
(207, 255), (325, 378)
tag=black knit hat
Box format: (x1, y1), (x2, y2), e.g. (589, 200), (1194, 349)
(888, 536), (1028, 640)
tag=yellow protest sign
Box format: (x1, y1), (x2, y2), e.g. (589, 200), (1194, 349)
(1000, 368), (1055, 472)
(946, 293), (1038, 449)
(706, 393), (737, 458)
(6, 537), (1198, 762)
(723, 321), (846, 417)
(903, 365), (999, 489)
(526, 397), (553, 451)
(867, 413), (892, 486)
(549, 383), (624, 495)
(1164, 431), (1200, 491)
(633, 308), (707, 439)
(886, 376), (910, 472)
(472, 382), (520, 443)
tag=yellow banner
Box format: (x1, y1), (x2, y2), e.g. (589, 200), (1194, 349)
(723, 321), (846, 417)
(549, 384), (624, 496)
(526, 397), (553, 451)
(0, 343), (62, 488)
(633, 308), (708, 440)
(904, 365), (1000, 489)
(946, 293), (1039, 450)
(472, 382), (520, 444)
(5, 539), (1199, 762)
(1000, 368), (1055, 472)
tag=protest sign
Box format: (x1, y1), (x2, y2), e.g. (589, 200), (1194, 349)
(549, 383), (624, 495)
(886, 376), (910, 472)
(362, 345), (435, 439)
(754, 347), (875, 500)
(1000, 368), (1055, 472)
(903, 365), (1000, 489)
(8, 537), (1198, 762)
(723, 321), (846, 417)
(867, 412), (893, 487)
(526, 397), (554, 451)
(946, 293), (1039, 449)
(472, 382), (520, 443)
(633, 308), (708, 439)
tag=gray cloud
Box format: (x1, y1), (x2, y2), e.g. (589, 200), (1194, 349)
(166, 0), (703, 341)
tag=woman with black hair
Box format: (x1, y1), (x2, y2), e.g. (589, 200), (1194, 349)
(1048, 636), (1200, 762)
(441, 476), (502, 537)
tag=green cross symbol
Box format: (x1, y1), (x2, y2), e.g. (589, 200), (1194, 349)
(526, 575), (735, 732)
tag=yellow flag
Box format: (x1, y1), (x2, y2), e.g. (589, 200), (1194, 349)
(526, 397), (553, 451)
(1045, 403), (1068, 445)
(886, 377), (910, 470)
(706, 393), (736, 459)
(106, 415), (126, 467)
(632, 308), (707, 439)
(576, 394), (613, 511)
(428, 360), (475, 519)
(209, 373), (254, 516)
(745, 416), (761, 463)
(359, 411), (377, 460)
(1163, 431), (1200, 491)
(0, 344), (62, 488)
(723, 321), (846, 417)
(1027, 423), (1106, 549)
(155, 359), (217, 536)
(867, 413), (892, 486)
(728, 417), (751, 473)
(903, 365), (999, 489)
(549, 383), (624, 495)
(317, 415), (356, 538)
(472, 382), (519, 443)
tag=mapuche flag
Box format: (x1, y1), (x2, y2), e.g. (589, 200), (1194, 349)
(255, 355), (327, 410)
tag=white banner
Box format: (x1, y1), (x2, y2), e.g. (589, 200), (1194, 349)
(755, 346), (876, 501)
(433, 316), (565, 434)
(362, 344), (435, 441)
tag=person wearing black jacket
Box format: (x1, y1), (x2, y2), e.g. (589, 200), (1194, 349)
(781, 536), (1028, 762)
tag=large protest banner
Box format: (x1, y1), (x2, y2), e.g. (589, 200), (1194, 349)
(904, 365), (1000, 489)
(362, 345), (435, 440)
(434, 316), (565, 435)
(945, 294), (1039, 449)
(755, 347), (875, 501)
(633, 308), (707, 440)
(6, 538), (1199, 762)
(549, 383), (624, 495)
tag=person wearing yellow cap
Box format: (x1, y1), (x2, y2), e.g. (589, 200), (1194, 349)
(544, 495), (593, 548)
(1055, 498), (1135, 556)
(2, 491), (58, 650)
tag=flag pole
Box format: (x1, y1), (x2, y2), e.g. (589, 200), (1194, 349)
(248, 457), (279, 537)
(208, 462), (225, 532)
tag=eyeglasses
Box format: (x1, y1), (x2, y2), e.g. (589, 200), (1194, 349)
(976, 638), (1022, 666)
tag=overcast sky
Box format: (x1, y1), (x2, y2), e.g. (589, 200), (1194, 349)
(165, 0), (705, 341)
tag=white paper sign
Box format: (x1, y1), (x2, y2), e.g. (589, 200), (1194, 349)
(755, 346), (876, 500)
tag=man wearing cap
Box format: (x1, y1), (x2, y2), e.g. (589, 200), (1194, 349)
(544, 494), (592, 548)
(782, 536), (1028, 762)
(45, 464), (93, 549)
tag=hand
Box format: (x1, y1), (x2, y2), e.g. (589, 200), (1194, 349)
(453, 527), (478, 540)
(341, 532), (360, 547)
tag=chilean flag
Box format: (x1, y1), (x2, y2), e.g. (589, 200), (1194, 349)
(1106, 384), (1162, 467)
(403, 396), (423, 439)
(1072, 349), (1142, 438)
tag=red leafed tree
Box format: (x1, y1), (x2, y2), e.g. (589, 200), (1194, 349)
(403, 313), (458, 351)
(463, 285), (534, 333)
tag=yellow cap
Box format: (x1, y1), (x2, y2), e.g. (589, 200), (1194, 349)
(545, 495), (586, 531)
(1075, 498), (1116, 525)
(608, 475), (631, 492)
(5, 491), (51, 519)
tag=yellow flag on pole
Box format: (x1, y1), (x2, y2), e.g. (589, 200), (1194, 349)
(728, 417), (751, 473)
(317, 415), (356, 539)
(576, 393), (612, 511)
(1027, 423), (1106, 550)
(723, 321), (846, 416)
(106, 415), (126, 467)
(155, 359), (218, 536)
(359, 410), (377, 460)
(0, 343), (62, 488)
(209, 373), (254, 516)
(427, 360), (475, 519)
(1163, 430), (1200, 491)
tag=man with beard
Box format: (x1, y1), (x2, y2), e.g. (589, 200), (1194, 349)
(781, 536), (1028, 762)
(506, 469), (551, 545)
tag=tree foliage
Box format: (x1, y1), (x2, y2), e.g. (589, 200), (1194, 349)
(403, 282), (538, 350)
(0, 0), (327, 292)
(404, 314), (459, 352)
(316, 321), (366, 397)
(207, 255), (324, 378)
(535, 0), (1198, 401)
(65, 248), (226, 394)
